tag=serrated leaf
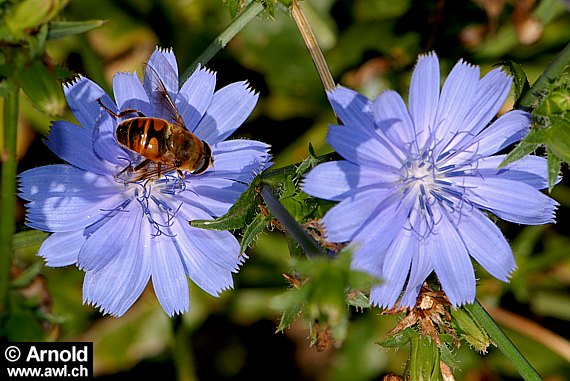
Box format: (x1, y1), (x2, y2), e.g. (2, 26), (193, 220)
(190, 177), (260, 230)
(345, 290), (370, 309)
(47, 20), (107, 40)
(239, 212), (271, 254)
(276, 302), (304, 333)
(377, 326), (417, 348)
(498, 61), (531, 106)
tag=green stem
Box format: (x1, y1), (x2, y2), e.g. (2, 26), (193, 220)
(0, 86), (19, 317)
(519, 42), (570, 109)
(464, 300), (543, 381)
(180, 1), (264, 82)
(260, 184), (328, 259)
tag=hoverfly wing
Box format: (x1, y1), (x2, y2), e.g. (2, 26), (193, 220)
(143, 63), (188, 131)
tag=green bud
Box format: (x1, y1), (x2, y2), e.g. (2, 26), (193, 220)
(19, 60), (66, 117)
(407, 335), (440, 381)
(535, 89), (570, 116)
(4, 0), (67, 39)
(451, 307), (493, 354)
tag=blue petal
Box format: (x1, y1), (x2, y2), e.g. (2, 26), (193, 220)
(206, 139), (271, 181)
(433, 60), (480, 156)
(369, 227), (416, 308)
(399, 240), (433, 308)
(38, 230), (85, 267)
(19, 164), (122, 202)
(450, 110), (531, 164)
(321, 188), (395, 242)
(193, 82), (258, 144)
(25, 192), (129, 232)
(460, 176), (558, 224)
(327, 124), (404, 170)
(82, 219), (151, 317)
(350, 192), (414, 273)
(327, 86), (375, 131)
(150, 234), (190, 316)
(112, 71), (152, 116)
(408, 52), (440, 148)
(144, 47), (179, 100)
(44, 121), (115, 175)
(63, 76), (112, 130)
(177, 178), (246, 217)
(93, 111), (132, 167)
(457, 208), (515, 281)
(457, 68), (512, 140)
(429, 206), (476, 306)
(475, 155), (549, 189)
(373, 90), (414, 146)
(173, 210), (241, 296)
(78, 201), (141, 272)
(303, 160), (398, 201)
(177, 66), (216, 132)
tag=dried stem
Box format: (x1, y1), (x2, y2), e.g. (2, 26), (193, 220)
(291, 0), (336, 93)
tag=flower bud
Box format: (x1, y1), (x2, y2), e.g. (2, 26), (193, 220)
(19, 60), (66, 117)
(451, 307), (493, 353)
(4, 0), (66, 38)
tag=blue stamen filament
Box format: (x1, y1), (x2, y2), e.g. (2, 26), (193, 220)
(121, 174), (186, 239)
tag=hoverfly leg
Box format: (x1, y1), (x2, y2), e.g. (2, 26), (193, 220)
(176, 169), (184, 178)
(118, 108), (146, 118)
(134, 159), (151, 172)
(96, 98), (146, 119)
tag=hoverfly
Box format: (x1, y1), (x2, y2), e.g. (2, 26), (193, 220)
(97, 65), (213, 182)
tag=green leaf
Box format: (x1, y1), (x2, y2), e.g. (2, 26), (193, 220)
(13, 230), (49, 251)
(47, 20), (107, 40)
(499, 128), (546, 168)
(547, 147), (561, 191)
(239, 212), (271, 254)
(378, 326), (416, 348)
(190, 176), (260, 230)
(498, 61), (531, 107)
(276, 300), (304, 333)
(11, 262), (43, 288)
(345, 290), (370, 310)
(545, 114), (570, 162)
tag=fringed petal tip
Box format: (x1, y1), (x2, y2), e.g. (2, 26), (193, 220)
(62, 75), (86, 90)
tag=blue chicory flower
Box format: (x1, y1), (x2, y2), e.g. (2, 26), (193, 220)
(19, 48), (271, 316)
(303, 52), (558, 308)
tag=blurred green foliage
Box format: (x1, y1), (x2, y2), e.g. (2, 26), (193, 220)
(2, 0), (570, 380)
